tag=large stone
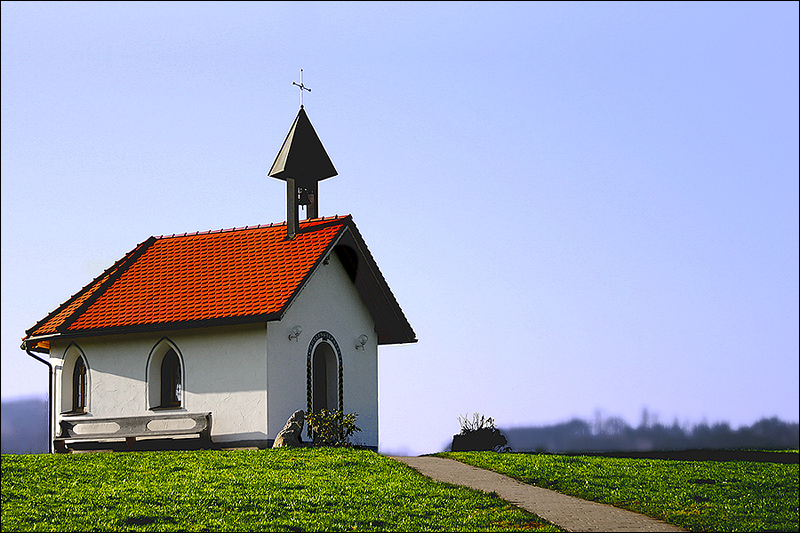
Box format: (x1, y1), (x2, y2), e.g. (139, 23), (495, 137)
(272, 410), (305, 448)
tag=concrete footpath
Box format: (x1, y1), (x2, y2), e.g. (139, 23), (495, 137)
(390, 456), (686, 532)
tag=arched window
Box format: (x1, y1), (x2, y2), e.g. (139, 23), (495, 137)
(147, 339), (185, 410)
(72, 356), (87, 413)
(160, 348), (182, 408)
(306, 331), (343, 438)
(61, 344), (89, 415)
(313, 344), (333, 413)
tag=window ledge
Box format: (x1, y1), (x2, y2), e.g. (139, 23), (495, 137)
(150, 406), (185, 412)
(61, 410), (88, 417)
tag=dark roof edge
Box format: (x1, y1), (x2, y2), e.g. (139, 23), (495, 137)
(24, 238), (156, 338)
(52, 313), (283, 340)
(339, 219), (417, 345)
(273, 216), (352, 321)
(57, 237), (158, 334)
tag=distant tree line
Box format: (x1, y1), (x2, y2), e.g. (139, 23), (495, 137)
(501, 412), (799, 453)
(1, 398), (48, 454)
(3, 398), (798, 455)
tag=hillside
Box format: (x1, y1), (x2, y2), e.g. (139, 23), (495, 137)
(1, 397), (48, 454)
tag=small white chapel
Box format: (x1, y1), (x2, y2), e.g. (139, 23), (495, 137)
(21, 98), (416, 453)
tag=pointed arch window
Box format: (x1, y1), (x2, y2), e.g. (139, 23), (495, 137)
(160, 348), (182, 408)
(72, 356), (87, 413)
(306, 331), (343, 438)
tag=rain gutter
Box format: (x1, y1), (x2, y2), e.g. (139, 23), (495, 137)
(23, 342), (54, 454)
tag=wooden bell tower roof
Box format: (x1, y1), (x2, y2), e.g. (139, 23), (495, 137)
(268, 106), (338, 189)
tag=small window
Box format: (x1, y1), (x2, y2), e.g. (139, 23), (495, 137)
(160, 349), (181, 408)
(72, 357), (87, 413)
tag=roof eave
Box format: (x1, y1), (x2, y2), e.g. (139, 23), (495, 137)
(336, 221), (417, 346)
(21, 334), (61, 354)
(58, 312), (284, 339)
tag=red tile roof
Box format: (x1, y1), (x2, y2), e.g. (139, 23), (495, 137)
(24, 216), (416, 349)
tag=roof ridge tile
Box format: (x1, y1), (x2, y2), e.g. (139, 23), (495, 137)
(155, 216), (348, 240)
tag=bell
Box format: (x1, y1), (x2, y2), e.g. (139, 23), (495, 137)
(298, 188), (315, 206)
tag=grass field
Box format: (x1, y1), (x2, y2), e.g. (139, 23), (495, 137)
(441, 451), (799, 532)
(1, 448), (560, 532)
(3, 448), (797, 532)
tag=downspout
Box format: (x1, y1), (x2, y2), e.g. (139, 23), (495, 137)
(23, 343), (54, 454)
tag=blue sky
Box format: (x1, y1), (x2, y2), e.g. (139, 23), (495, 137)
(2, 1), (798, 455)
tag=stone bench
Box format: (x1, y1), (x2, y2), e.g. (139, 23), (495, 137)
(54, 412), (212, 452)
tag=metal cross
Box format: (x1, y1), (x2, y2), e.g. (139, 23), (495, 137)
(292, 69), (311, 107)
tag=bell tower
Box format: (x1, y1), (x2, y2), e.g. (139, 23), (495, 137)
(268, 72), (337, 239)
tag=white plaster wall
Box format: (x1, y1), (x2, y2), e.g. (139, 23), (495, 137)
(266, 245), (379, 448)
(49, 323), (268, 444)
(167, 324), (268, 443)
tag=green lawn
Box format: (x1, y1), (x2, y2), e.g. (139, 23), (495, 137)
(1, 448), (561, 532)
(440, 451), (799, 532)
